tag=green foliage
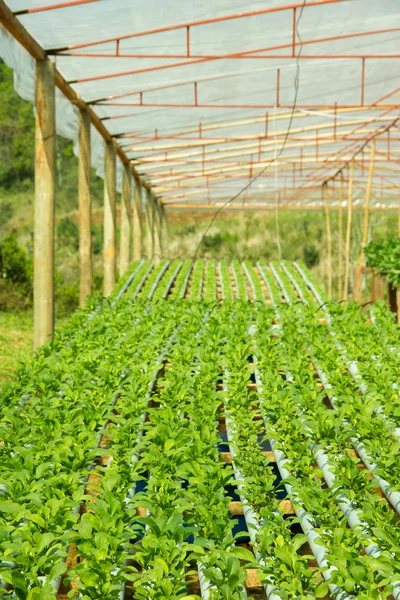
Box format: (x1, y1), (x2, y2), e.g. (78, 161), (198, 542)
(365, 236), (400, 286)
(203, 233), (223, 252)
(0, 61), (35, 189)
(0, 231), (32, 286)
(57, 217), (79, 251)
(1, 262), (400, 598)
(303, 244), (319, 268)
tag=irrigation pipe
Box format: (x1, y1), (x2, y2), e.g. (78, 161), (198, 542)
(268, 278), (400, 598)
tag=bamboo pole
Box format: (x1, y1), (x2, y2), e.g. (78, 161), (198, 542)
(140, 142), (381, 171)
(129, 117), (395, 153)
(150, 154), (390, 185)
(153, 196), (162, 264)
(161, 204), (168, 258)
(165, 202), (400, 211)
(144, 188), (154, 259)
(398, 206), (400, 237)
(103, 140), (117, 297)
(78, 108), (92, 306)
(338, 172), (343, 298)
(132, 177), (142, 260)
(344, 160), (354, 301)
(119, 163), (131, 276)
(353, 140), (376, 301)
(323, 183), (332, 299)
(360, 139), (376, 262)
(144, 151), (388, 177)
(34, 60), (55, 349)
(125, 105), (396, 142)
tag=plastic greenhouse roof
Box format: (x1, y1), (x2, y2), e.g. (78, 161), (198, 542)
(0, 0), (399, 210)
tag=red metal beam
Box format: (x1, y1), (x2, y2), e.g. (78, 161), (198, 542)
(69, 51), (399, 85)
(286, 103), (400, 202)
(14, 0), (98, 15)
(83, 27), (400, 105)
(48, 0), (344, 52)
(101, 103), (400, 119)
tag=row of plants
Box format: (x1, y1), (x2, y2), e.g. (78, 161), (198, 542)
(257, 262), (284, 306)
(103, 260), (310, 304)
(253, 303), (398, 599)
(125, 302), (255, 599)
(189, 260), (204, 301)
(138, 260), (169, 300)
(65, 303), (185, 599)
(152, 260), (182, 301)
(218, 261), (233, 301)
(203, 260), (217, 301)
(0, 300), (185, 598)
(242, 262), (264, 302)
(168, 260), (192, 301)
(283, 263), (400, 435)
(273, 263), (400, 498)
(231, 261), (248, 301)
(221, 303), (326, 599)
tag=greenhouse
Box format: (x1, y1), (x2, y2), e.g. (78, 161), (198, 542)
(0, 1), (400, 599)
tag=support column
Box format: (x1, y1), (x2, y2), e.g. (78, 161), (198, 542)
(161, 204), (169, 258)
(323, 183), (332, 299)
(338, 172), (344, 298)
(354, 140), (375, 302)
(103, 140), (116, 297)
(132, 176), (142, 260)
(360, 140), (375, 261)
(78, 108), (92, 306)
(153, 196), (162, 264)
(119, 164), (131, 276)
(144, 188), (154, 260)
(371, 268), (384, 302)
(34, 60), (55, 349)
(344, 160), (354, 301)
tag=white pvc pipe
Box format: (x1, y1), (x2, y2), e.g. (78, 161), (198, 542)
(252, 344), (353, 600)
(269, 262), (291, 303)
(162, 261), (182, 299)
(266, 293), (400, 599)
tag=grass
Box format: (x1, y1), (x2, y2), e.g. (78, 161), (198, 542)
(0, 310), (33, 382)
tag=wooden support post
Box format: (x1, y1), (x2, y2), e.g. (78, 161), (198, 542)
(371, 268), (384, 301)
(78, 108), (92, 306)
(323, 183), (332, 299)
(132, 176), (142, 260)
(144, 188), (154, 260)
(398, 208), (400, 238)
(161, 204), (169, 258)
(34, 60), (55, 349)
(119, 164), (131, 275)
(388, 282), (397, 314)
(354, 140), (375, 302)
(344, 160), (354, 301)
(397, 288), (400, 325)
(353, 265), (362, 302)
(103, 140), (117, 296)
(338, 172), (344, 298)
(360, 139), (375, 262)
(153, 195), (162, 264)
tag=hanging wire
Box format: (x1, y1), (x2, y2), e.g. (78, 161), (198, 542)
(192, 0), (307, 258)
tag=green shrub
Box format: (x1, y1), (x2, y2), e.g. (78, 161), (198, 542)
(57, 216), (79, 250)
(365, 237), (400, 286)
(0, 232), (32, 287)
(303, 244), (319, 268)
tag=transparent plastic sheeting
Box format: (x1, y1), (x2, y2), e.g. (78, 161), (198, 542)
(0, 0), (400, 206)
(0, 18), (125, 193)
